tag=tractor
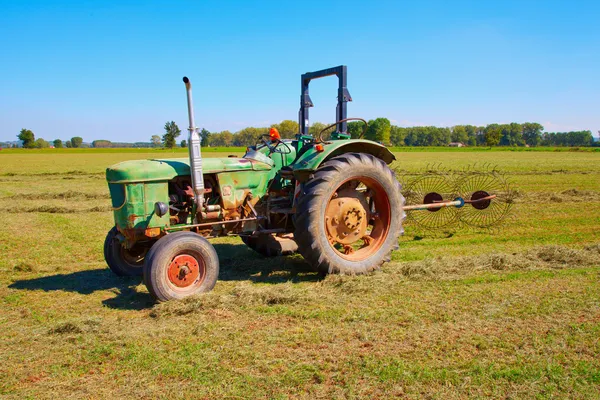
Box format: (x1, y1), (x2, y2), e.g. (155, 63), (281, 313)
(104, 66), (405, 301)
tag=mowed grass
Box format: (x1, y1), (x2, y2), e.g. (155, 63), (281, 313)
(0, 149), (599, 399)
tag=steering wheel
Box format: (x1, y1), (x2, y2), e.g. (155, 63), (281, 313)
(260, 134), (292, 154)
(317, 118), (368, 142)
(260, 134), (279, 153)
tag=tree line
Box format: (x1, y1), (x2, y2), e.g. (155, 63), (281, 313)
(9, 129), (84, 148)
(7, 120), (597, 149)
(201, 119), (596, 148)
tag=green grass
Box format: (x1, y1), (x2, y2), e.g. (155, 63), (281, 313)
(0, 149), (599, 398)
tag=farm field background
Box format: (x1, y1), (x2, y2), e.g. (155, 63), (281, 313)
(0, 149), (599, 398)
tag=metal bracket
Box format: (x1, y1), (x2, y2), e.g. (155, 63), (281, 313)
(298, 65), (351, 137)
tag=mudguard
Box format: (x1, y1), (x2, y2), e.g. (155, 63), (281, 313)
(292, 139), (395, 182)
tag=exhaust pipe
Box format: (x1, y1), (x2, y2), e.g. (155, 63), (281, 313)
(182, 77), (205, 213)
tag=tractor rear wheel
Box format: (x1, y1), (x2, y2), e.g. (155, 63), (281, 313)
(143, 231), (219, 301)
(294, 153), (405, 275)
(104, 227), (147, 276)
(241, 233), (298, 257)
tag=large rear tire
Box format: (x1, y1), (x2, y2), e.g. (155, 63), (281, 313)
(241, 233), (298, 257)
(143, 231), (219, 302)
(294, 153), (405, 275)
(104, 227), (147, 277)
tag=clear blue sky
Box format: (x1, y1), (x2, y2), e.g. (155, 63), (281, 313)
(1, 0), (598, 143)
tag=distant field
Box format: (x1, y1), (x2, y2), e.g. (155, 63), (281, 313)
(0, 150), (599, 398)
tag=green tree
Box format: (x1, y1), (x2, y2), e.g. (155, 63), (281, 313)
(70, 136), (83, 148)
(522, 122), (543, 146)
(208, 130), (233, 147)
(53, 139), (63, 148)
(499, 123), (524, 146)
(34, 138), (49, 148)
(308, 122), (327, 137)
(347, 121), (366, 139)
(151, 135), (162, 147)
(92, 140), (112, 148)
(200, 128), (211, 146)
(162, 121), (181, 149)
(390, 126), (407, 146)
(180, 139), (187, 148)
(366, 118), (391, 144)
(233, 127), (268, 147)
(65, 140), (72, 148)
(270, 120), (299, 139)
(465, 125), (478, 146)
(451, 126), (469, 144)
(18, 128), (35, 148)
(309, 122), (336, 140)
(484, 124), (502, 146)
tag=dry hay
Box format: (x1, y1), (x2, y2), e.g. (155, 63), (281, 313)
(150, 282), (308, 318)
(399, 244), (600, 279)
(150, 244), (600, 318)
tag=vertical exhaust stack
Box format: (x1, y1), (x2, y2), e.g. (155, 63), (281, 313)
(182, 77), (205, 213)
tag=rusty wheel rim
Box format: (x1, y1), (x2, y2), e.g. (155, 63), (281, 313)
(324, 176), (391, 261)
(167, 254), (205, 289)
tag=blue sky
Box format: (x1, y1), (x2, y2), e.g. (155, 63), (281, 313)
(1, 0), (598, 142)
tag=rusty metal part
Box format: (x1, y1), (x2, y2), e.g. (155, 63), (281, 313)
(402, 199), (463, 211)
(325, 177), (391, 261)
(325, 188), (369, 245)
(164, 217), (263, 231)
(168, 254), (204, 288)
(201, 210), (222, 220)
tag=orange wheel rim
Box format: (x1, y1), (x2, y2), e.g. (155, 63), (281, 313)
(324, 176), (391, 261)
(167, 254), (205, 288)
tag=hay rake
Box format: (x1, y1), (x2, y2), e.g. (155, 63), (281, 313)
(397, 164), (516, 231)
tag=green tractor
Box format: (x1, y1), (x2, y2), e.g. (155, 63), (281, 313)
(105, 66), (405, 301)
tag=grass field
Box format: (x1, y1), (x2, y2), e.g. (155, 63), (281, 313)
(0, 149), (599, 399)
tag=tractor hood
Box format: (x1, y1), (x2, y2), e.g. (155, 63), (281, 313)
(106, 157), (272, 183)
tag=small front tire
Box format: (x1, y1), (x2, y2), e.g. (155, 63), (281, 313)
(104, 227), (146, 277)
(143, 231), (219, 302)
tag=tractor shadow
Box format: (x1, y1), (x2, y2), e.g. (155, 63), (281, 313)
(8, 244), (319, 310)
(214, 243), (322, 284)
(8, 269), (153, 311)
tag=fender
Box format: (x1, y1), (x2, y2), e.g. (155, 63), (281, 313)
(292, 139), (395, 182)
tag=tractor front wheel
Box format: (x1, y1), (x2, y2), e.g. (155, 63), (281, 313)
(104, 227), (147, 276)
(294, 153), (405, 275)
(143, 232), (219, 301)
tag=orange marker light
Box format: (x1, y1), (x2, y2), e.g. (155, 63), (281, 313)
(145, 227), (161, 238)
(315, 144), (324, 152)
(269, 127), (281, 141)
